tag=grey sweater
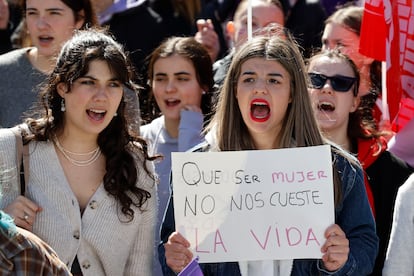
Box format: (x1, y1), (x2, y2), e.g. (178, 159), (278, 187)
(0, 127), (157, 275)
(0, 48), (46, 128)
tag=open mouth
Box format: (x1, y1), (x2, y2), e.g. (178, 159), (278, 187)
(38, 36), (53, 43)
(250, 99), (270, 122)
(87, 109), (106, 121)
(316, 101), (337, 123)
(165, 99), (181, 107)
(317, 101), (335, 112)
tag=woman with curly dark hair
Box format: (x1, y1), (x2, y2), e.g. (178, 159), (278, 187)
(0, 28), (159, 275)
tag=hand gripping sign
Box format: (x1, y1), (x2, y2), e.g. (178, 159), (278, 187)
(171, 145), (335, 263)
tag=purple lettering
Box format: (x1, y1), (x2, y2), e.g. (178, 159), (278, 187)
(286, 227), (302, 246)
(306, 228), (321, 246)
(195, 228), (210, 253)
(250, 226), (272, 250)
(214, 230), (228, 253)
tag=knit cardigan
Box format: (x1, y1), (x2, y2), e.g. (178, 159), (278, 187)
(0, 128), (157, 275)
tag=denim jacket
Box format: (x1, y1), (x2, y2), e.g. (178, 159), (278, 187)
(158, 143), (378, 275)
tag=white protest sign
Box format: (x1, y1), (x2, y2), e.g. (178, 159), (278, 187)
(171, 145), (334, 263)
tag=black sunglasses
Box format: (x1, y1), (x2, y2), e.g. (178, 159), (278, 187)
(308, 73), (357, 93)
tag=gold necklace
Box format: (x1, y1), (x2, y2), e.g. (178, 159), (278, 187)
(54, 136), (101, 167)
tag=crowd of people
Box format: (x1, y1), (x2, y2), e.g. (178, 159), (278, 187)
(0, 0), (412, 275)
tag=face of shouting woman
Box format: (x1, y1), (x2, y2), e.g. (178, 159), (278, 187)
(26, 0), (84, 59)
(57, 60), (123, 137)
(235, 57), (291, 149)
(152, 54), (204, 124)
(308, 55), (359, 136)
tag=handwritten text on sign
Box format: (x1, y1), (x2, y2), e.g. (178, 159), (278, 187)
(171, 145), (334, 263)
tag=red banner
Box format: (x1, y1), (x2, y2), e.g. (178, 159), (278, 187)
(360, 0), (386, 61)
(360, 0), (414, 129)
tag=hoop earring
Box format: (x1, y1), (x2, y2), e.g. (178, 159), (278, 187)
(61, 99), (66, 112)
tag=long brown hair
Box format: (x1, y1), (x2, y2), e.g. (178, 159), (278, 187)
(208, 34), (324, 150)
(25, 28), (158, 221)
(207, 35), (350, 205)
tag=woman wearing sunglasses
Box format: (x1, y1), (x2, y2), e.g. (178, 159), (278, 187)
(307, 49), (414, 276)
(321, 6), (385, 130)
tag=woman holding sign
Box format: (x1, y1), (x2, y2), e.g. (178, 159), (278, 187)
(158, 34), (378, 275)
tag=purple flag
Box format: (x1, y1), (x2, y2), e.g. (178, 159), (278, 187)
(178, 256), (204, 276)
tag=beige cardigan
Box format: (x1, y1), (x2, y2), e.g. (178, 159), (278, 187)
(0, 128), (157, 275)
